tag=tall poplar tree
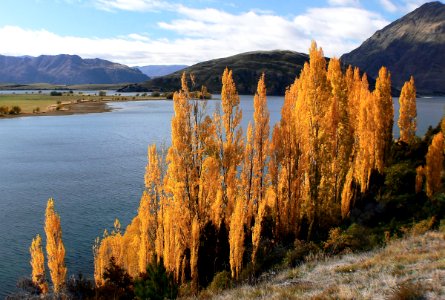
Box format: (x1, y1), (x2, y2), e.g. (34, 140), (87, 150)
(44, 198), (66, 293)
(398, 76), (417, 144)
(29, 234), (48, 293)
(426, 132), (444, 197)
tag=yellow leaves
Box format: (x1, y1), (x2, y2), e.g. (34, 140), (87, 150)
(398, 76), (417, 144)
(426, 132), (444, 197)
(229, 197), (245, 279)
(416, 165), (425, 194)
(191, 217), (200, 290)
(29, 234), (48, 293)
(252, 73), (270, 209)
(44, 198), (66, 293)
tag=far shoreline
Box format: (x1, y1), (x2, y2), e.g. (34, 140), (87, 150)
(0, 97), (168, 119)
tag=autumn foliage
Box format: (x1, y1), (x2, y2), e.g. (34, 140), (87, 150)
(90, 41), (408, 291)
(27, 42), (442, 295)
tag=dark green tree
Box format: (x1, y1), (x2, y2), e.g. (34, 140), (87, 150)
(134, 258), (178, 300)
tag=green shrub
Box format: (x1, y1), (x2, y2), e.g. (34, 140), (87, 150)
(151, 91), (161, 97)
(208, 270), (232, 293)
(50, 91), (63, 96)
(324, 224), (378, 254)
(284, 240), (320, 268)
(97, 257), (134, 299)
(99, 90), (107, 97)
(134, 259), (178, 300)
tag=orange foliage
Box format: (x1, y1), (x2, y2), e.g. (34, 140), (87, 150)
(29, 234), (48, 293)
(426, 132), (444, 197)
(398, 76), (417, 143)
(44, 198), (67, 293)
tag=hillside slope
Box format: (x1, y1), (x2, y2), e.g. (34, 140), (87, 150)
(207, 231), (445, 299)
(120, 51), (309, 95)
(0, 54), (149, 84)
(341, 1), (445, 95)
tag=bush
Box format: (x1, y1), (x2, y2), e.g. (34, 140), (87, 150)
(208, 270), (232, 293)
(134, 259), (178, 300)
(284, 240), (320, 268)
(164, 92), (174, 100)
(9, 106), (21, 115)
(410, 217), (436, 236)
(50, 91), (63, 96)
(96, 257), (134, 299)
(390, 281), (427, 300)
(99, 90), (107, 97)
(66, 273), (94, 299)
(324, 224), (379, 254)
(0, 105), (9, 115)
(151, 91), (161, 97)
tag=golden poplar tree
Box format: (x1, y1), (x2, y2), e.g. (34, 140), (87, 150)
(398, 76), (417, 143)
(216, 68), (244, 220)
(241, 123), (255, 226)
(138, 144), (161, 273)
(294, 41), (331, 238)
(251, 73), (270, 211)
(44, 198), (66, 293)
(373, 66), (393, 172)
(229, 196), (245, 279)
(426, 132), (444, 197)
(416, 165), (425, 194)
(29, 234), (48, 293)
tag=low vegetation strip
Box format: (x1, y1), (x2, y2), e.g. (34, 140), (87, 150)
(211, 231), (445, 299)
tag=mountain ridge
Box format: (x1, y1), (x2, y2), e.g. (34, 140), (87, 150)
(136, 65), (188, 77)
(341, 1), (445, 95)
(0, 54), (149, 85)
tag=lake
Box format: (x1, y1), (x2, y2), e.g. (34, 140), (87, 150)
(0, 95), (444, 296)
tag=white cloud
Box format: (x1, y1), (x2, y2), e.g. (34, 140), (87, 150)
(380, 0), (398, 12)
(379, 0), (433, 13)
(93, 0), (172, 12)
(0, 5), (390, 65)
(328, 0), (360, 6)
(402, 0), (432, 13)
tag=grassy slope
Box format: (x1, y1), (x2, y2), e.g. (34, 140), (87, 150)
(203, 231), (445, 299)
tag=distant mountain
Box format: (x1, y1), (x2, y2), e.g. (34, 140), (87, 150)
(341, 1), (445, 95)
(136, 65), (188, 77)
(0, 54), (149, 85)
(120, 51), (310, 95)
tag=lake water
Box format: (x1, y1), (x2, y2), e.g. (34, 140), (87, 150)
(0, 95), (444, 296)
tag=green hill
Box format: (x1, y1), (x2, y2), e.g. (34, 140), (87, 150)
(119, 50), (309, 95)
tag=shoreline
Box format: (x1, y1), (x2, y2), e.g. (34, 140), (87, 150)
(0, 97), (167, 119)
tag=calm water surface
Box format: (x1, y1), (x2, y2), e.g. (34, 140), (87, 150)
(0, 96), (443, 296)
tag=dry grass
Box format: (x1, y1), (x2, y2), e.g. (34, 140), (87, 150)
(194, 231), (445, 299)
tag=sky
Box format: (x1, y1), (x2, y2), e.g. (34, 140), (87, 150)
(0, 0), (439, 66)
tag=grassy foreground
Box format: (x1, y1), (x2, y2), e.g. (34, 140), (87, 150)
(198, 231), (445, 299)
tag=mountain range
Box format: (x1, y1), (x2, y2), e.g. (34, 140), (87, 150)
(341, 1), (445, 95)
(0, 2), (443, 95)
(136, 65), (187, 78)
(0, 54), (149, 85)
(122, 1), (445, 96)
